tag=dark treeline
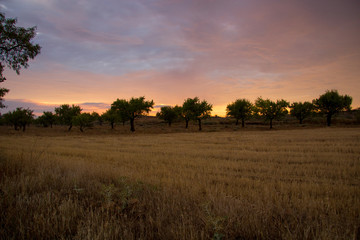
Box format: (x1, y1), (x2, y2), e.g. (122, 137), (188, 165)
(0, 90), (358, 132)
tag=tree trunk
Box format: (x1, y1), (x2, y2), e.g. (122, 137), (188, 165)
(122, 121), (125, 126)
(327, 114), (332, 126)
(22, 124), (26, 132)
(111, 122), (114, 129)
(130, 118), (135, 132)
(241, 118), (245, 128)
(185, 119), (189, 129)
(269, 119), (273, 129)
(168, 121), (172, 127)
(299, 118), (303, 124)
(235, 119), (239, 125)
(80, 126), (84, 132)
(68, 124), (72, 131)
(198, 119), (202, 131)
(50, 123), (53, 128)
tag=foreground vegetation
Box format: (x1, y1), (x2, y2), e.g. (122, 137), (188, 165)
(1, 128), (359, 239)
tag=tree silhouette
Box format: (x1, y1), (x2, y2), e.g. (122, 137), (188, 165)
(226, 99), (252, 127)
(72, 113), (94, 132)
(3, 107), (33, 131)
(254, 98), (289, 129)
(0, 88), (8, 108)
(101, 108), (120, 129)
(55, 104), (81, 131)
(0, 13), (41, 107)
(290, 102), (314, 124)
(182, 97), (212, 131)
(156, 105), (182, 126)
(111, 97), (154, 132)
(37, 111), (56, 128)
(110, 99), (130, 126)
(313, 90), (352, 126)
(181, 99), (193, 129)
(88, 111), (103, 126)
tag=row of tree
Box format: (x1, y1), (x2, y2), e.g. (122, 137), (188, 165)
(0, 90), (354, 132)
(158, 90), (352, 129)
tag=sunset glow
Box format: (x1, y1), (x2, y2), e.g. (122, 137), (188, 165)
(1, 0), (359, 116)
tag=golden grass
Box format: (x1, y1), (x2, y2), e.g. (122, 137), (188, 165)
(0, 128), (359, 239)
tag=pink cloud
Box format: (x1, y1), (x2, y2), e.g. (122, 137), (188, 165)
(1, 0), (359, 117)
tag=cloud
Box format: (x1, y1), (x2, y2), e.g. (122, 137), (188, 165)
(0, 4), (7, 10)
(1, 0), (359, 117)
(0, 99), (57, 116)
(0, 99), (111, 116)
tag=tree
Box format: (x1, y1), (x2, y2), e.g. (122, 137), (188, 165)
(0, 88), (8, 108)
(254, 97), (289, 129)
(110, 99), (130, 126)
(226, 99), (253, 127)
(111, 97), (154, 132)
(156, 105), (182, 126)
(181, 99), (193, 129)
(72, 113), (94, 132)
(313, 90), (352, 126)
(101, 108), (120, 129)
(37, 111), (56, 128)
(0, 12), (41, 107)
(3, 107), (34, 131)
(290, 102), (314, 124)
(182, 97), (212, 131)
(54, 104), (81, 131)
(90, 111), (102, 125)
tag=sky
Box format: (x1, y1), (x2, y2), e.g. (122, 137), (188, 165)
(1, 0), (360, 116)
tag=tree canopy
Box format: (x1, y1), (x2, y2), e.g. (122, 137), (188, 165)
(182, 97), (212, 131)
(72, 113), (94, 132)
(37, 111), (56, 128)
(111, 97), (154, 132)
(101, 108), (120, 129)
(2, 107), (33, 131)
(290, 102), (314, 124)
(55, 104), (82, 131)
(156, 105), (182, 126)
(0, 87), (8, 109)
(226, 99), (252, 127)
(313, 90), (352, 126)
(254, 98), (289, 129)
(0, 12), (41, 107)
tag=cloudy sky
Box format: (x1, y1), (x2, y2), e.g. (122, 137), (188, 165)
(1, 0), (360, 116)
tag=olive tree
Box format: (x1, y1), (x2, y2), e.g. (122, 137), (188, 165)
(182, 97), (212, 131)
(156, 105), (182, 126)
(290, 102), (314, 124)
(313, 90), (352, 126)
(90, 112), (102, 125)
(37, 111), (56, 128)
(55, 104), (82, 131)
(101, 108), (120, 129)
(72, 113), (94, 132)
(254, 97), (289, 129)
(226, 99), (252, 127)
(3, 107), (34, 131)
(111, 97), (154, 132)
(0, 13), (41, 107)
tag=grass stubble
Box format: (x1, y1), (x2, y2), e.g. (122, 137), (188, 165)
(0, 127), (359, 239)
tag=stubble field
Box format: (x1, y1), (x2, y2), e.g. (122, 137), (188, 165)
(0, 127), (359, 239)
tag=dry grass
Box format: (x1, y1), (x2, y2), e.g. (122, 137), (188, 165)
(0, 128), (359, 239)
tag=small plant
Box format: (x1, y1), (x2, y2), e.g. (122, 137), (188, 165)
(202, 202), (227, 240)
(101, 183), (116, 207)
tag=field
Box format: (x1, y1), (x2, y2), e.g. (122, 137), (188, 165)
(0, 126), (359, 239)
